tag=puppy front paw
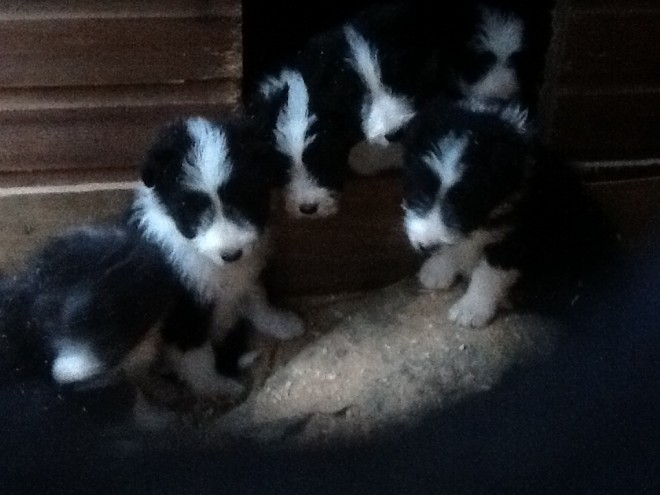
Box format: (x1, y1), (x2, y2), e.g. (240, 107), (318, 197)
(449, 294), (497, 328)
(255, 309), (305, 340)
(418, 256), (458, 290)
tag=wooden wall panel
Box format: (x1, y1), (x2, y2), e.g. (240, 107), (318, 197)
(0, 0), (241, 186)
(0, 18), (240, 88)
(0, 82), (239, 176)
(549, 91), (660, 161)
(558, 12), (660, 88)
(0, 1), (239, 19)
(542, 0), (660, 160)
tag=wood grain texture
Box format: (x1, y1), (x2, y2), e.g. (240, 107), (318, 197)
(549, 90), (660, 161)
(0, 0), (242, 184)
(0, 82), (239, 174)
(542, 0), (660, 160)
(0, 0), (240, 20)
(573, 0), (660, 12)
(558, 11), (660, 88)
(0, 17), (241, 88)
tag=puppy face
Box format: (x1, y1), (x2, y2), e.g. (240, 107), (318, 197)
(458, 8), (524, 101)
(259, 70), (345, 218)
(136, 117), (270, 266)
(403, 102), (529, 252)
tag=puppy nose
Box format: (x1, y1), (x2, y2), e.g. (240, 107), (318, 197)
(417, 242), (441, 255)
(299, 203), (319, 215)
(221, 249), (243, 263)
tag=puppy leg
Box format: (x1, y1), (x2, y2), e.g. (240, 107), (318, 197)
(245, 286), (304, 340)
(449, 260), (519, 328)
(166, 342), (245, 398)
(418, 246), (462, 290)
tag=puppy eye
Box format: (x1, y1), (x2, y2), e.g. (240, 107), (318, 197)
(180, 192), (210, 216)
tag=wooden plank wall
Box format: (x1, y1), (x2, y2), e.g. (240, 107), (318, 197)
(0, 1), (242, 186)
(542, 0), (660, 160)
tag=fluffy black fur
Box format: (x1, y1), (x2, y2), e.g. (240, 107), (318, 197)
(402, 98), (617, 326)
(0, 226), (177, 387)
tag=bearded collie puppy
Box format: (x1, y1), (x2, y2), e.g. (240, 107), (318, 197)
(249, 2), (546, 217)
(0, 116), (303, 398)
(452, 1), (552, 109)
(249, 2), (465, 217)
(0, 226), (175, 387)
(402, 98), (615, 327)
(131, 116), (304, 396)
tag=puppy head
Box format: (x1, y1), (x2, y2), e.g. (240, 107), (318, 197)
(343, 25), (416, 146)
(136, 116), (271, 266)
(457, 7), (525, 101)
(258, 69), (346, 218)
(403, 101), (530, 252)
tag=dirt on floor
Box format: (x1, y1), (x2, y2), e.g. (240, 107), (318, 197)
(132, 276), (561, 447)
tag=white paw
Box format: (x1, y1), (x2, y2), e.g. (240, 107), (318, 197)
(256, 310), (305, 340)
(448, 295), (497, 328)
(418, 256), (457, 290)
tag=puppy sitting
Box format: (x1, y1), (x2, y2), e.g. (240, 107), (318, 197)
(0, 116), (303, 400)
(402, 99), (614, 328)
(132, 116), (304, 397)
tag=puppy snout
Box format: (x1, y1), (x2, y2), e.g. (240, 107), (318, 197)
(299, 203), (319, 215)
(221, 249), (243, 263)
(417, 242), (441, 255)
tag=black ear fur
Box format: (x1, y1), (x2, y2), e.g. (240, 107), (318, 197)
(245, 80), (292, 188)
(141, 120), (192, 188)
(246, 79), (290, 144)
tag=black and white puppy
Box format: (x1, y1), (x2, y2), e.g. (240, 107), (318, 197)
(0, 225), (176, 388)
(0, 116), (303, 399)
(402, 98), (612, 328)
(452, 2), (552, 109)
(251, 2), (455, 217)
(130, 116), (304, 396)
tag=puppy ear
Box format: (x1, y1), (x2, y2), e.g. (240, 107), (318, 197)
(246, 72), (291, 141)
(141, 120), (191, 187)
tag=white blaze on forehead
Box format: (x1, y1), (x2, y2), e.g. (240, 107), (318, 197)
(423, 132), (469, 188)
(263, 69), (318, 167)
(183, 117), (232, 194)
(344, 26), (415, 143)
(476, 8), (524, 60)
